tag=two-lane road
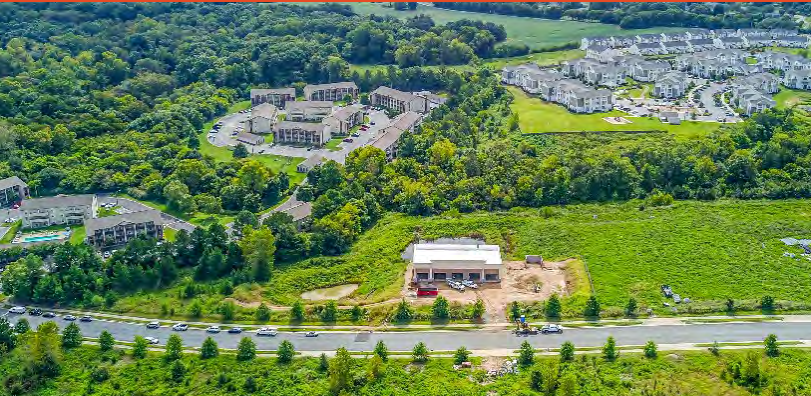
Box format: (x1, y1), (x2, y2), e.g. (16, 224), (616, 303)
(6, 313), (808, 352)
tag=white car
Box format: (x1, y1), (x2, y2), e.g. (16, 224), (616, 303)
(8, 306), (26, 314)
(256, 327), (277, 337)
(461, 280), (478, 289)
(206, 325), (221, 334)
(172, 323), (189, 331)
(304, 331), (319, 337)
(144, 336), (160, 345)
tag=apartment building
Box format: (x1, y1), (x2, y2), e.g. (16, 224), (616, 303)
(322, 104), (364, 135)
(246, 103), (279, 134)
(538, 79), (612, 114)
(273, 121), (331, 146)
(84, 210), (164, 248)
(286, 101), (333, 122)
(20, 194), (97, 229)
(784, 69), (811, 90)
(250, 88), (295, 108)
(370, 111), (422, 161)
(653, 72), (688, 98)
(302, 82), (358, 102)
(370, 86), (428, 114)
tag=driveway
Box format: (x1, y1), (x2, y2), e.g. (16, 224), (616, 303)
(97, 195), (196, 233)
(698, 82), (741, 123)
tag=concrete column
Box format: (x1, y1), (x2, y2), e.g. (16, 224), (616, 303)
(481, 269), (485, 282)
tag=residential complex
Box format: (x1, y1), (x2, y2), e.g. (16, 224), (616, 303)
(411, 244), (504, 283)
(303, 82), (358, 102)
(370, 86), (428, 114)
(250, 88), (295, 108)
(20, 194), (97, 229)
(653, 71), (689, 98)
(0, 176), (29, 207)
(286, 101), (334, 122)
(582, 28), (807, 54)
(370, 111), (422, 161)
(84, 210), (164, 248)
(245, 103), (278, 134)
(273, 121), (331, 146)
(323, 104), (364, 135)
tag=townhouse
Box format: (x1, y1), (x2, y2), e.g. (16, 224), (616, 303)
(583, 63), (625, 88)
(777, 35), (809, 48)
(302, 82), (358, 102)
(585, 45), (622, 63)
(662, 41), (690, 54)
(370, 86), (428, 114)
(629, 42), (666, 55)
(730, 85), (776, 116)
(738, 72), (779, 94)
(687, 38), (716, 52)
(627, 59), (671, 82)
(250, 88), (295, 108)
(783, 69), (811, 90)
(714, 36), (746, 49)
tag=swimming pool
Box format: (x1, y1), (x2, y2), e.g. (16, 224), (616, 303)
(23, 234), (64, 242)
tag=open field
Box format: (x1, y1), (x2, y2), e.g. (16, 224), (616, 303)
(341, 2), (684, 49)
(508, 87), (722, 139)
(112, 199), (811, 320)
(774, 87), (811, 109)
(481, 49), (584, 70)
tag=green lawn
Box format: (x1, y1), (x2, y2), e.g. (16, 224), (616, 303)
(482, 49), (585, 69)
(0, 220), (21, 243)
(114, 194), (234, 229)
(774, 86), (811, 109)
(69, 226), (86, 244)
(198, 100), (305, 186)
(163, 227), (177, 242)
(341, 2), (685, 49)
(97, 206), (118, 218)
(508, 86), (721, 139)
(324, 137), (344, 151)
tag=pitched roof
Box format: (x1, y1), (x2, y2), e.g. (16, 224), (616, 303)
(249, 103), (278, 120)
(298, 155), (325, 169)
(331, 104), (363, 122)
(277, 202), (312, 222)
(236, 132), (264, 145)
(635, 42), (662, 49)
(412, 244), (502, 266)
(85, 210), (163, 235)
(303, 82), (357, 92)
(251, 88), (295, 97)
(274, 121), (328, 133)
(371, 86), (419, 103)
(688, 39), (715, 46)
(21, 194), (95, 210)
(387, 111), (421, 132)
(0, 176), (27, 190)
(286, 101), (334, 112)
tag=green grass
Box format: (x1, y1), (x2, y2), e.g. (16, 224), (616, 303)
(508, 86), (721, 139)
(0, 219), (20, 243)
(684, 317), (784, 324)
(97, 206), (118, 217)
(69, 226), (86, 244)
(482, 49), (585, 69)
(263, 134), (274, 144)
(197, 100), (305, 186)
(163, 227), (177, 242)
(114, 194), (234, 229)
(774, 87), (811, 109)
(341, 3), (685, 49)
(324, 137), (344, 151)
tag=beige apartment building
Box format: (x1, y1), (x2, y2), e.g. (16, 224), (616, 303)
(303, 82), (358, 101)
(21, 194), (97, 228)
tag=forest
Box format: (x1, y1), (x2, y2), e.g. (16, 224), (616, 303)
(434, 2), (800, 30)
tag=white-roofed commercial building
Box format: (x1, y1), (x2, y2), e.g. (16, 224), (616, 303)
(411, 244), (503, 283)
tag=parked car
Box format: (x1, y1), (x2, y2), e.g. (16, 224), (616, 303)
(206, 325), (221, 334)
(304, 331), (319, 337)
(673, 294), (682, 304)
(172, 323), (189, 331)
(146, 321), (160, 329)
(63, 315), (77, 321)
(29, 308), (42, 316)
(8, 306), (26, 314)
(228, 327), (243, 334)
(461, 280), (478, 289)
(256, 327), (277, 336)
(343, 138), (353, 143)
(541, 324), (563, 334)
(144, 336), (160, 345)
(351, 133), (360, 137)
(42, 312), (56, 318)
(79, 315), (93, 322)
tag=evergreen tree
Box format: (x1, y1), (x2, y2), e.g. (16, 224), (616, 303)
(367, 354), (384, 381)
(625, 297), (638, 317)
(98, 330), (114, 352)
(277, 340), (295, 363)
(350, 305), (364, 321)
(412, 341), (429, 363)
(233, 143), (249, 158)
(329, 347), (353, 394)
(560, 341), (575, 362)
(509, 301), (521, 321)
(643, 340), (657, 359)
(471, 298), (485, 319)
(319, 353), (330, 371)
(584, 295), (601, 318)
(322, 301), (338, 322)
(170, 360), (186, 382)
(530, 370), (543, 391)
(761, 295), (775, 312)
(518, 340), (534, 366)
(374, 340), (388, 362)
(290, 301), (305, 321)
(243, 376), (257, 392)
(132, 336), (148, 359)
(165, 334), (183, 361)
(394, 299), (413, 322)
(602, 336), (618, 361)
(431, 296), (450, 319)
(764, 334), (779, 357)
(237, 337), (256, 361)
(61, 322), (82, 349)
(13, 318), (30, 334)
(201, 337), (219, 359)
(545, 294), (561, 319)
(453, 346), (470, 365)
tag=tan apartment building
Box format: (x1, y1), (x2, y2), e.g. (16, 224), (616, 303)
(20, 194), (97, 229)
(322, 104), (364, 135)
(274, 121), (331, 146)
(246, 103), (279, 134)
(251, 88), (296, 108)
(411, 244), (503, 283)
(370, 111), (422, 161)
(0, 176), (29, 207)
(370, 86), (428, 114)
(85, 210), (164, 248)
(303, 82), (358, 102)
(286, 101), (333, 122)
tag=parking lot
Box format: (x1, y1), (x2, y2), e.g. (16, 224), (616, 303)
(207, 106), (391, 165)
(613, 77), (741, 124)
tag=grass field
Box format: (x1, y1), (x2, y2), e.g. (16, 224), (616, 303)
(0, 220), (20, 243)
(197, 100), (306, 186)
(341, 3), (684, 49)
(508, 87), (721, 139)
(774, 87), (811, 109)
(324, 137), (344, 151)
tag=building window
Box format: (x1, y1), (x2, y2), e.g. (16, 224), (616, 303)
(416, 272), (429, 280)
(451, 273), (463, 280)
(485, 273), (500, 282)
(433, 273), (447, 280)
(468, 273), (481, 281)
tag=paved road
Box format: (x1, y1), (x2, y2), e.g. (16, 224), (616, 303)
(6, 313), (808, 352)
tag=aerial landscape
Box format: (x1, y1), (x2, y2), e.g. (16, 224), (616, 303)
(2, 2), (811, 395)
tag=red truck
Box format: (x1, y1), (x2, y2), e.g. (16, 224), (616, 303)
(416, 286), (438, 297)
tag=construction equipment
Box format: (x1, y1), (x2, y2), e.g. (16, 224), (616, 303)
(514, 320), (538, 336)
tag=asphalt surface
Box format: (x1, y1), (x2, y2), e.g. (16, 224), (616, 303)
(97, 195), (196, 233)
(6, 313), (808, 352)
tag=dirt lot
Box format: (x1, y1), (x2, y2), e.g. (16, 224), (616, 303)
(405, 259), (579, 322)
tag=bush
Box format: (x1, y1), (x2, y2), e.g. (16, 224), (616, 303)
(99, 330), (115, 352)
(603, 336), (618, 361)
(764, 334), (779, 357)
(201, 337), (219, 359)
(560, 341), (575, 362)
(277, 340), (295, 363)
(453, 346), (470, 365)
(412, 342), (429, 363)
(91, 367), (110, 383)
(132, 336), (148, 359)
(643, 340), (657, 359)
(518, 341), (534, 366)
(256, 303), (271, 322)
(237, 337), (257, 361)
(62, 322), (83, 349)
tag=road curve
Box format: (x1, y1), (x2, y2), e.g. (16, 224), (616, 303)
(6, 314), (808, 352)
